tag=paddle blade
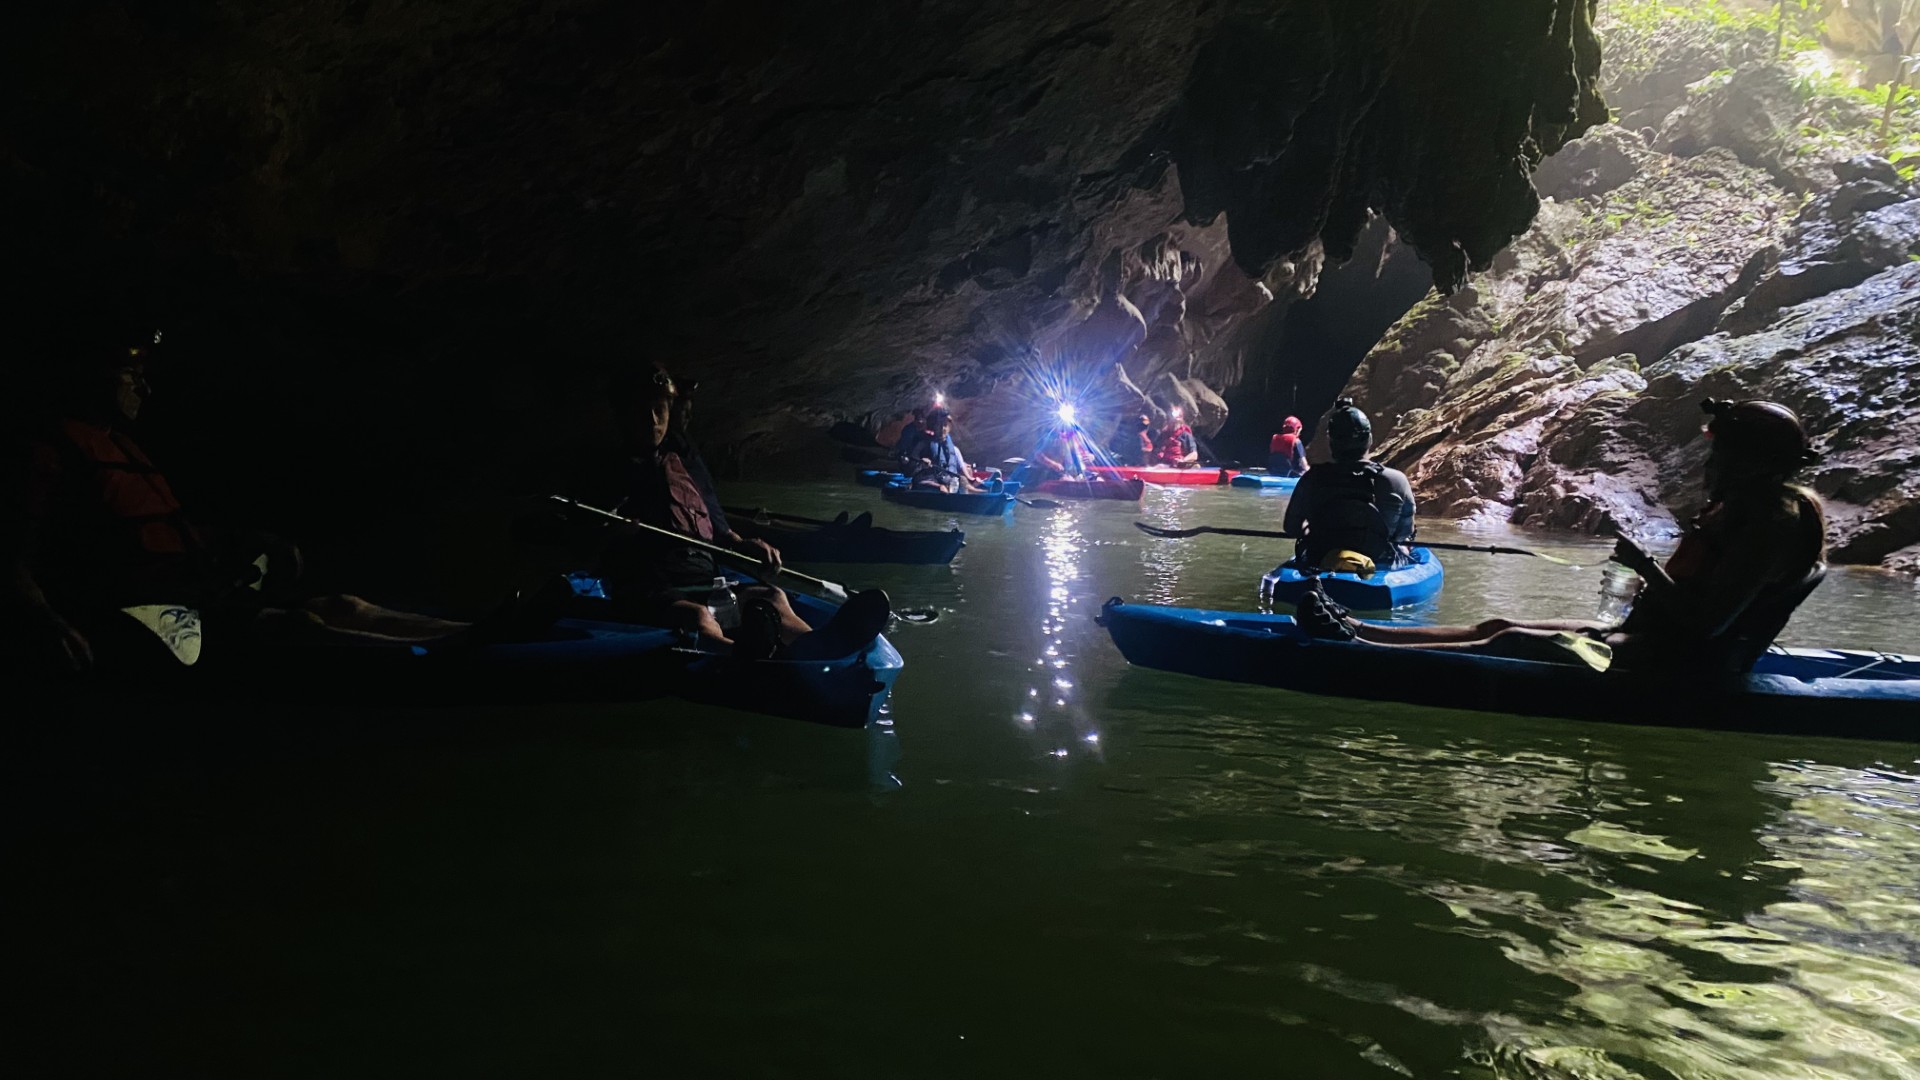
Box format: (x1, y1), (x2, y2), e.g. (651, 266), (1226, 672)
(820, 581), (850, 602)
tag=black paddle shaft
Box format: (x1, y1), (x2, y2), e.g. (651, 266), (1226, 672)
(1131, 522), (1579, 565)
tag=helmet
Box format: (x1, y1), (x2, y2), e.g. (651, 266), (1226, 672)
(1325, 398), (1372, 457)
(1281, 416), (1302, 434)
(1701, 398), (1815, 471)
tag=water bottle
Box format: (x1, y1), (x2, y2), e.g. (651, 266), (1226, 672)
(707, 576), (740, 632)
(1595, 563), (1641, 623)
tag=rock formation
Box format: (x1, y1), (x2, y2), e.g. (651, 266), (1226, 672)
(1342, 1), (1920, 571)
(6, 0), (1604, 503)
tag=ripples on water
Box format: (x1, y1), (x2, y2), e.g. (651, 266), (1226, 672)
(18, 481), (1916, 1078)
(812, 482), (1919, 1080)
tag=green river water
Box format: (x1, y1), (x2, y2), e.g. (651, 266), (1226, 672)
(15, 479), (1919, 1079)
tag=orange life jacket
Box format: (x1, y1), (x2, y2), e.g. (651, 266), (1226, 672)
(1270, 432), (1300, 457)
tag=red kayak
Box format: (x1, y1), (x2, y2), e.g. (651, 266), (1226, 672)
(1088, 465), (1238, 486)
(1031, 475), (1146, 501)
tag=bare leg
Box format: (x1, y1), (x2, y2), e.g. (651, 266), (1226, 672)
(1351, 617), (1602, 646)
(738, 585), (812, 643)
(669, 598), (732, 649)
(298, 594), (471, 640)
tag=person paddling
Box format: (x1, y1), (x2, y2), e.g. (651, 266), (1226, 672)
(1033, 421), (1093, 483)
(882, 406), (924, 471)
(1268, 416), (1309, 477)
(908, 408), (986, 494)
(1156, 408), (1200, 467)
(4, 324), (471, 676)
(601, 362), (889, 658)
(1281, 399), (1415, 571)
(1111, 412), (1156, 467)
(1309, 399), (1828, 677)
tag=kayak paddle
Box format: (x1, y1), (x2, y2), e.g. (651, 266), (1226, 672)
(1132, 522), (1582, 566)
(552, 497), (943, 624)
(1017, 497), (1065, 509)
(551, 496), (851, 601)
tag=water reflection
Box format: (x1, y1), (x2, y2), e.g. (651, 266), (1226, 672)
(1138, 487), (1203, 606)
(1013, 507), (1104, 763)
(1116, 692), (1920, 1078)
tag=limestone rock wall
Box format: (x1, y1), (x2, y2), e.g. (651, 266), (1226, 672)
(1341, 3), (1920, 570)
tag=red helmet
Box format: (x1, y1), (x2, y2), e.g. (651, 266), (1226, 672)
(1281, 416), (1302, 434)
(1701, 398), (1814, 471)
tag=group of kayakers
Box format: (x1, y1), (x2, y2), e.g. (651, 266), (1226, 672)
(12, 319), (1836, 692)
(5, 329), (892, 679)
(1277, 394), (1830, 681)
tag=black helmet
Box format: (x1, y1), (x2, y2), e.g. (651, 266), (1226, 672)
(1326, 397), (1372, 457)
(1701, 398), (1816, 471)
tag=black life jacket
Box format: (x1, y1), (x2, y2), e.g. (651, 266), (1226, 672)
(1299, 461), (1401, 568)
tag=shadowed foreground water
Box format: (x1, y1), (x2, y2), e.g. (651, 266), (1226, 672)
(14, 481), (1918, 1078)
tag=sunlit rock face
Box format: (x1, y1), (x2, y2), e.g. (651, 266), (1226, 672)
(9, 0), (1603, 491)
(1342, 3), (1920, 570)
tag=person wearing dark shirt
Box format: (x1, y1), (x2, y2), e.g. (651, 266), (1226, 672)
(1111, 413), (1156, 467)
(601, 363), (889, 656)
(1308, 400), (1828, 678)
(1282, 399), (1415, 570)
(907, 408), (985, 493)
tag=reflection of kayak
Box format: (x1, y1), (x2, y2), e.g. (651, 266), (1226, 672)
(881, 478), (1016, 515)
(1261, 547), (1445, 611)
(1097, 599), (1920, 740)
(729, 512), (964, 565)
(1089, 465), (1237, 486)
(1229, 471), (1300, 492)
(1029, 475), (1146, 501)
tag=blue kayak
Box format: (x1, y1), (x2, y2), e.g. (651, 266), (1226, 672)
(1229, 472), (1300, 492)
(161, 576), (902, 728)
(881, 478), (1017, 516)
(1098, 599), (1920, 741)
(855, 469), (898, 487)
(1262, 547), (1444, 611)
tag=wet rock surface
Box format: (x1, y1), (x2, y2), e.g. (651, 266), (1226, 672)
(1338, 2), (1920, 573)
(1346, 133), (1918, 568)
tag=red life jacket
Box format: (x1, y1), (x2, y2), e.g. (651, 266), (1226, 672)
(1270, 432), (1300, 456)
(23, 419), (208, 610)
(43, 419), (202, 560)
(1157, 425), (1194, 464)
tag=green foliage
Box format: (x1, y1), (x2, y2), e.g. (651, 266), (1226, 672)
(1599, 0), (1920, 160)
(1601, 0), (1822, 83)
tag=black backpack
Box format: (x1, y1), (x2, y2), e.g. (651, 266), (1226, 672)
(1300, 461), (1403, 568)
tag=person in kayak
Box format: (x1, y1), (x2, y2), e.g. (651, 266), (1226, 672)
(1312, 399), (1827, 676)
(1156, 408), (1200, 467)
(4, 324), (472, 675)
(882, 406), (924, 471)
(1268, 416), (1309, 477)
(1033, 422), (1094, 483)
(1281, 399), (1415, 570)
(602, 362), (890, 658)
(1111, 412), (1156, 467)
(908, 408), (987, 494)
